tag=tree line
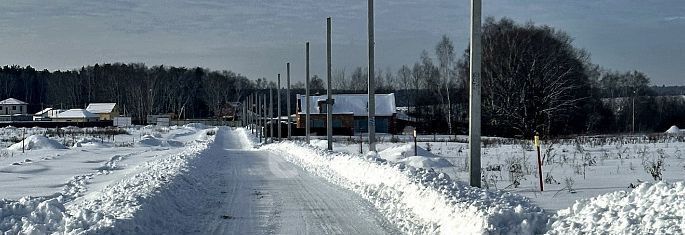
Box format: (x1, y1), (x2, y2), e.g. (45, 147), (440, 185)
(1, 17), (683, 136)
(0, 63), (255, 121)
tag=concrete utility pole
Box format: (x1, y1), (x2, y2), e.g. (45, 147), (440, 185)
(269, 85), (274, 143)
(305, 42), (311, 144)
(278, 74), (282, 141)
(287, 63), (292, 140)
(632, 90), (636, 134)
(255, 93), (262, 140)
(367, 0), (376, 152)
(252, 94), (256, 134)
(327, 17), (334, 151)
(469, 0), (482, 188)
(263, 94), (267, 144)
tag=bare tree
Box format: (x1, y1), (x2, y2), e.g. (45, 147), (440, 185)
(435, 35), (456, 134)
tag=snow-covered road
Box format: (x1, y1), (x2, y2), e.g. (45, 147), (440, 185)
(192, 128), (397, 234)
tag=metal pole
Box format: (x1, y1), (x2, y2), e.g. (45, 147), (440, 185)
(469, 0), (482, 188)
(278, 74), (282, 141)
(327, 17), (334, 151)
(287, 63), (292, 140)
(305, 42), (311, 144)
(367, 0), (376, 152)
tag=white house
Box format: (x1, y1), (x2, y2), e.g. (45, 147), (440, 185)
(0, 98), (28, 115)
(51, 109), (99, 123)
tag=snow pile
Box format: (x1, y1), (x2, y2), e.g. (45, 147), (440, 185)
(665, 125), (681, 134)
(548, 182), (685, 234)
(0, 128), (217, 234)
(7, 135), (67, 151)
(183, 123), (207, 130)
(136, 134), (184, 147)
(378, 144), (453, 168)
(261, 141), (548, 234)
(73, 137), (111, 148)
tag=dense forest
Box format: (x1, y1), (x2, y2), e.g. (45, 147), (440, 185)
(1, 17), (683, 137)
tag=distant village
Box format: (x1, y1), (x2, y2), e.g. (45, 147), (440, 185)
(0, 94), (415, 135)
(0, 97), (132, 127)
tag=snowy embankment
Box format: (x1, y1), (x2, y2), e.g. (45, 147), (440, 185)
(548, 182), (685, 234)
(245, 131), (548, 234)
(0, 128), (217, 234)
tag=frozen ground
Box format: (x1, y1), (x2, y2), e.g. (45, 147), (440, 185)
(306, 134), (685, 212)
(2, 125), (684, 234)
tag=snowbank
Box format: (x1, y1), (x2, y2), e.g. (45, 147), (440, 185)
(0, 128), (217, 234)
(548, 182), (685, 234)
(136, 135), (184, 147)
(7, 135), (67, 151)
(378, 144), (453, 168)
(260, 141), (548, 234)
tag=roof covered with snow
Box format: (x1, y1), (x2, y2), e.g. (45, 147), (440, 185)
(297, 93), (396, 116)
(86, 103), (117, 114)
(0, 98), (27, 105)
(35, 108), (53, 116)
(56, 109), (99, 118)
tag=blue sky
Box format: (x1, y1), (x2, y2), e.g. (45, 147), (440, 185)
(1, 0), (683, 85)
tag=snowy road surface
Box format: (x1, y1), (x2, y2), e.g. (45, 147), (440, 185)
(195, 129), (397, 234)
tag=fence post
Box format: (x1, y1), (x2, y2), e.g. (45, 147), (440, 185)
(535, 132), (544, 192)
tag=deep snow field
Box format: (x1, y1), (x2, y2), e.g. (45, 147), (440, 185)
(1, 125), (684, 234)
(0, 124), (217, 234)
(304, 133), (685, 212)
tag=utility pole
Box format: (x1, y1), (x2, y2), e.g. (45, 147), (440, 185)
(367, 0), (376, 152)
(258, 92), (262, 141)
(327, 17), (334, 151)
(305, 42), (311, 144)
(278, 74), (282, 141)
(262, 94), (267, 144)
(469, 0), (482, 188)
(632, 90), (636, 134)
(287, 63), (292, 140)
(269, 85), (274, 143)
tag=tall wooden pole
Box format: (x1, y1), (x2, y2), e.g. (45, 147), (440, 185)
(287, 63), (292, 139)
(327, 17), (334, 151)
(469, 0), (482, 188)
(367, 0), (376, 152)
(278, 74), (282, 141)
(305, 42), (311, 144)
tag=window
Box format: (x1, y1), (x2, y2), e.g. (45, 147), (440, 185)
(19, 106), (23, 112)
(333, 120), (343, 128)
(12, 106), (16, 110)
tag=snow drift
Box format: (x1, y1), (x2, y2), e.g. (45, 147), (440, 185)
(0, 128), (217, 234)
(548, 181), (685, 234)
(378, 144), (453, 168)
(252, 135), (548, 234)
(8, 135), (67, 151)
